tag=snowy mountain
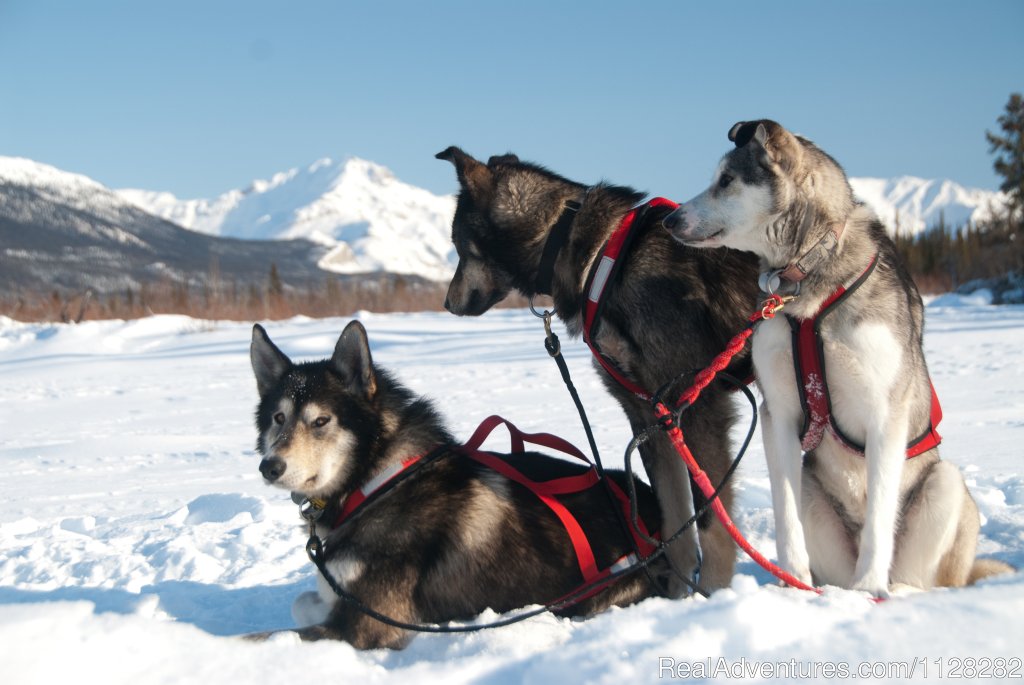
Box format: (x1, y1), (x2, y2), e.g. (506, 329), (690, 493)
(0, 157), (330, 295)
(2, 155), (146, 227)
(849, 176), (1006, 235)
(117, 157), (1004, 267)
(118, 158), (458, 281)
(2, 153), (1006, 298)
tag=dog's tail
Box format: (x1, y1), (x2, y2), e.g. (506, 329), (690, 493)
(968, 558), (1016, 585)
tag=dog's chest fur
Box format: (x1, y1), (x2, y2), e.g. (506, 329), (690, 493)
(752, 301), (907, 511)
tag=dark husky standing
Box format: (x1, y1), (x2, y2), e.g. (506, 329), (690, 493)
(663, 119), (1013, 594)
(435, 148), (760, 596)
(250, 320), (664, 649)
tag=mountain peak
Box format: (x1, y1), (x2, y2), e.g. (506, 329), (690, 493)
(849, 176), (1005, 234)
(0, 156), (108, 197)
(5, 154), (1004, 286)
(117, 156), (457, 280)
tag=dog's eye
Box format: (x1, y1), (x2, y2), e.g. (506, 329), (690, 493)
(718, 174), (734, 189)
(312, 416), (331, 428)
(273, 412), (286, 425)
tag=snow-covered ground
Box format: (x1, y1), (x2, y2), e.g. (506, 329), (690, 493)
(1, 302), (1022, 683)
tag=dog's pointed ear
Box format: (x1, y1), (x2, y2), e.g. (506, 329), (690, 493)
(758, 121), (803, 174)
(251, 324), (291, 397)
(753, 122), (770, 147)
(436, 146), (493, 198)
(331, 320), (377, 398)
(730, 120), (802, 174)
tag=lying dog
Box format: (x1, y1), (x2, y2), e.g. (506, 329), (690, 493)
(249, 320), (664, 648)
(436, 147), (760, 597)
(663, 119), (1011, 594)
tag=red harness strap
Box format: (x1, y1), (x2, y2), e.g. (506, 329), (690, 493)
(459, 416), (658, 586)
(335, 454), (425, 524)
(582, 197), (680, 401)
(332, 415), (658, 589)
(790, 254), (942, 458)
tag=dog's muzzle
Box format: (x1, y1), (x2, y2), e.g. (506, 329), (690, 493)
(259, 456), (287, 483)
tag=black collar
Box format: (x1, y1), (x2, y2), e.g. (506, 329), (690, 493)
(535, 200), (581, 296)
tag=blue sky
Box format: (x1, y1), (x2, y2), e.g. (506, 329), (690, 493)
(1, 1), (1021, 200)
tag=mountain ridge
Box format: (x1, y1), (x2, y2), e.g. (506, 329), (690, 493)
(0, 157), (331, 297)
(117, 156), (457, 281)
(0, 155), (1009, 298)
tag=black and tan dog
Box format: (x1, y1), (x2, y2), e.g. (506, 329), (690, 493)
(250, 320), (664, 648)
(435, 148), (760, 596)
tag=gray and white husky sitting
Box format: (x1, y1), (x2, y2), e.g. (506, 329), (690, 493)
(249, 320), (664, 648)
(663, 119), (1011, 595)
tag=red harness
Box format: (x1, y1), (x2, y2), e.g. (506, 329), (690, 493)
(331, 415), (658, 593)
(788, 254), (943, 458)
(582, 197), (680, 401)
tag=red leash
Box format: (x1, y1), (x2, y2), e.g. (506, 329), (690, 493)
(657, 295), (821, 594)
(653, 400), (818, 594)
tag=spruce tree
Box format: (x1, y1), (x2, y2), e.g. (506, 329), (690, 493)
(986, 93), (1024, 228)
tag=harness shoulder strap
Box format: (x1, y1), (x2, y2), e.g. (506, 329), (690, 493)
(794, 255), (877, 454)
(791, 254), (942, 458)
(334, 456), (423, 526)
(582, 197), (680, 401)
(906, 381), (943, 457)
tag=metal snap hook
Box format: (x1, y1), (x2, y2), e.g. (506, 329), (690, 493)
(299, 497), (325, 523)
(543, 311), (561, 357)
(529, 297), (554, 319)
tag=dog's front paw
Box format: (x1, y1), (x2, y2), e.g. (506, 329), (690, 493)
(777, 552), (813, 587)
(780, 568), (813, 590)
(292, 590), (332, 627)
(792, 563), (813, 586)
(851, 573), (890, 599)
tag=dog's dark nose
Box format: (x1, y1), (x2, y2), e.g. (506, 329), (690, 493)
(259, 457), (287, 482)
(443, 295), (452, 312)
(662, 209), (683, 231)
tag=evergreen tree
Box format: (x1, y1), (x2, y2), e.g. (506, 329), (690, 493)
(986, 93), (1024, 228)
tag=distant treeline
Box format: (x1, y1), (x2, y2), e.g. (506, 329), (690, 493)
(892, 214), (1023, 293)
(0, 264), (533, 323)
(4, 218), (1022, 324)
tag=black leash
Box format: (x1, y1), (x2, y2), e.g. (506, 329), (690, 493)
(539, 311), (702, 597)
(622, 371), (758, 553)
(305, 529), (669, 635)
(300, 432), (677, 634)
(542, 313), (759, 598)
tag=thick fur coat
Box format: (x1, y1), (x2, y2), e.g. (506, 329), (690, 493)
(437, 148), (760, 596)
(250, 321), (664, 648)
